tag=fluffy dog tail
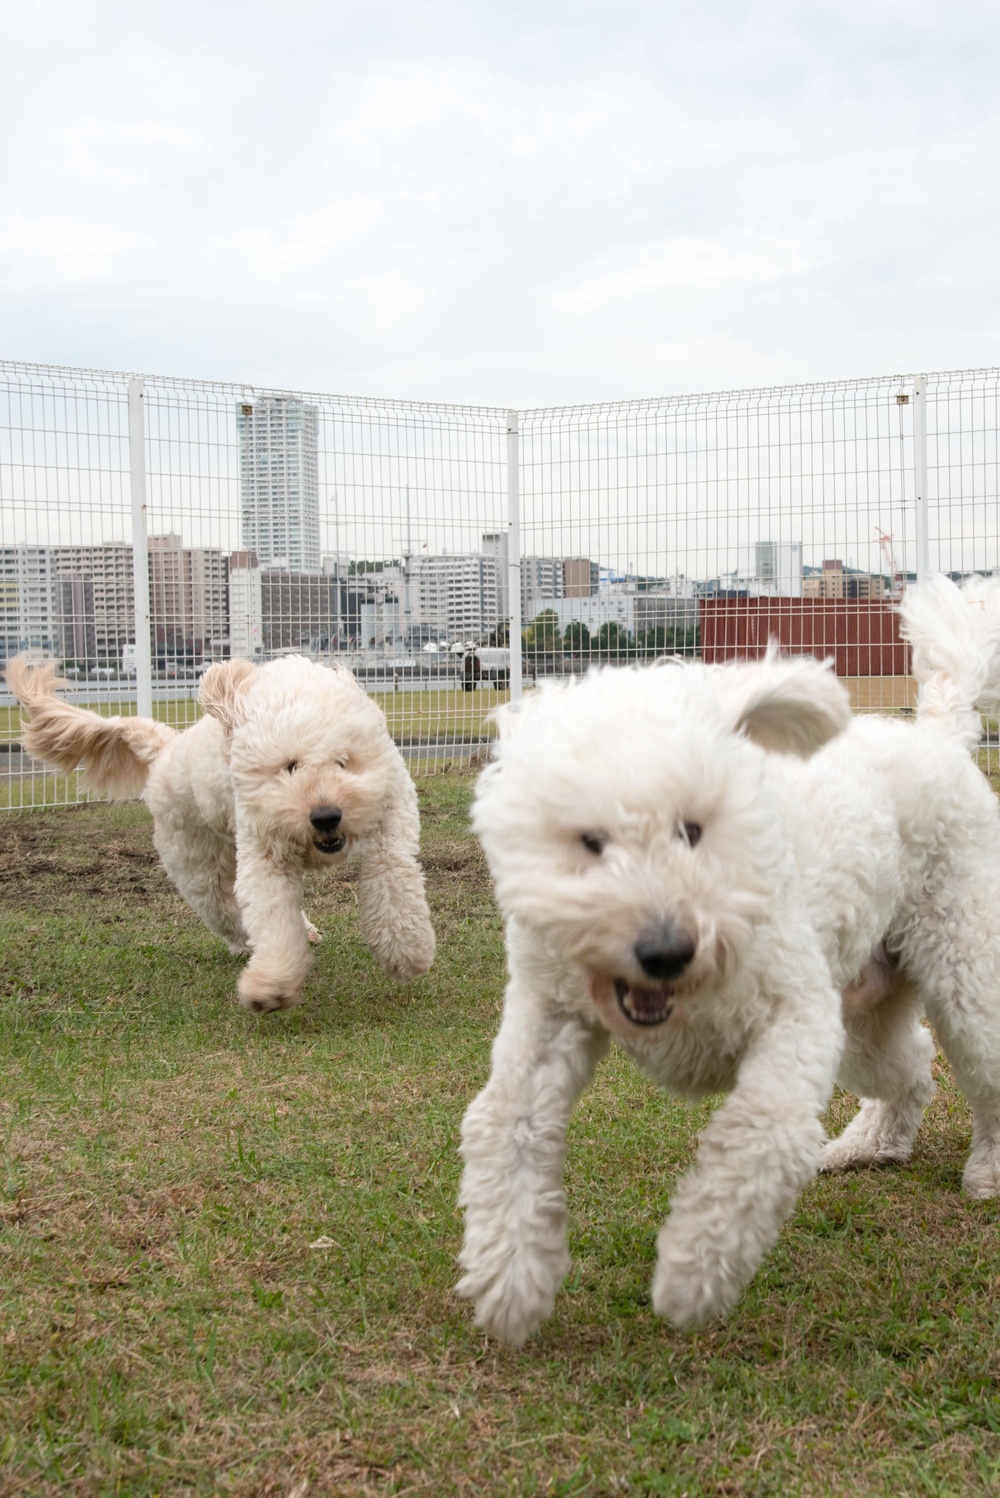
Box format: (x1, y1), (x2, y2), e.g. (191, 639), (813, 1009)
(6, 656), (176, 798)
(898, 574), (1000, 751)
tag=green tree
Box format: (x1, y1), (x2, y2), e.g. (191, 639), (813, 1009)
(563, 620), (591, 654)
(596, 621), (631, 659)
(635, 624), (700, 660)
(636, 626), (671, 658)
(673, 625), (699, 658)
(524, 609), (563, 654)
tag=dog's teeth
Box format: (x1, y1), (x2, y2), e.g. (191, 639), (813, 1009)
(613, 978), (672, 1027)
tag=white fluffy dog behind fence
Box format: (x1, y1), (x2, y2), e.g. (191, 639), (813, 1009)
(8, 655), (436, 1012)
(457, 574), (1000, 1343)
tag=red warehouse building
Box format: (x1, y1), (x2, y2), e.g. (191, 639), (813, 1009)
(699, 597), (908, 676)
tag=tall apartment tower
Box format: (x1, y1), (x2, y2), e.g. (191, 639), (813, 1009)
(148, 534), (228, 662)
(237, 396), (321, 572)
(0, 545), (60, 661)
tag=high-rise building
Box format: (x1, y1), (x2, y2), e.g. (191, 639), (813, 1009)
(148, 534), (228, 663)
(480, 534), (598, 624)
(481, 532), (510, 619)
(0, 546), (60, 662)
(228, 551), (263, 660)
(409, 553), (502, 644)
(562, 558), (600, 598)
(53, 543), (134, 667)
(802, 559), (887, 601)
(729, 541), (804, 597)
(237, 397), (321, 572)
(0, 540), (230, 671)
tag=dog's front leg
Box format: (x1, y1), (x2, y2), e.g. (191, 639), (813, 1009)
(357, 769), (436, 981)
(652, 983), (843, 1331)
(456, 969), (609, 1346)
(234, 834), (312, 1012)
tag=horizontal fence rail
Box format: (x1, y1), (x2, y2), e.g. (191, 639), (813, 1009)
(1, 360), (998, 807)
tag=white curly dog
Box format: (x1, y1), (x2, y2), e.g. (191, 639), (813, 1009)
(457, 574), (1000, 1343)
(8, 655), (435, 1012)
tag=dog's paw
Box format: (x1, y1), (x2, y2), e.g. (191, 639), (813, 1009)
(962, 1150), (1000, 1199)
(304, 921), (323, 945)
(382, 951), (434, 983)
(455, 1219), (569, 1347)
(374, 930), (436, 983)
(454, 1262), (558, 1347)
(651, 1220), (748, 1331)
(819, 1103), (914, 1173)
(651, 1256), (740, 1332)
(237, 966), (304, 1014)
(226, 938), (252, 957)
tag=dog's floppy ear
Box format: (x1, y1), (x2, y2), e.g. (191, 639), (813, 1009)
(199, 658), (258, 733)
(491, 678), (574, 743)
(718, 651), (851, 757)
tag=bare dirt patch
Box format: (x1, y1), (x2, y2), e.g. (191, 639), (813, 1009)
(0, 807), (169, 909)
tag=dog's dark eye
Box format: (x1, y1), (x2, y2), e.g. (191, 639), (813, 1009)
(681, 822), (702, 848)
(580, 832), (606, 855)
(284, 761), (299, 774)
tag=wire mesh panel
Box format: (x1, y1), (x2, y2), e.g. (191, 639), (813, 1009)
(3, 359), (1000, 810)
(925, 369), (1000, 575)
(140, 378), (509, 769)
(0, 361), (134, 807)
(518, 377), (922, 713)
(925, 368), (1000, 773)
(0, 361), (510, 806)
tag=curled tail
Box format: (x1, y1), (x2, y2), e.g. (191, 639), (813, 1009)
(898, 574), (1000, 751)
(6, 657), (176, 798)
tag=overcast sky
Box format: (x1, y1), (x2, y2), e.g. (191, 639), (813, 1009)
(1, 0), (998, 407)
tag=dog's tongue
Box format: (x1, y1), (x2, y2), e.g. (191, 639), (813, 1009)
(614, 977), (673, 1026)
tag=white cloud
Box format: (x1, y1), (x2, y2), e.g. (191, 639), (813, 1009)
(0, 213), (151, 288)
(0, 0), (998, 401)
(548, 237), (815, 317)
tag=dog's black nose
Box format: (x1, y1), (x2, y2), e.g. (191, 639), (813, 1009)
(634, 927), (696, 981)
(309, 805), (343, 835)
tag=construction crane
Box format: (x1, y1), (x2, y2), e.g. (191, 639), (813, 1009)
(875, 529), (904, 599)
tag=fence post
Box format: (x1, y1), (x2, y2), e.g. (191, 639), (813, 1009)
(127, 377), (153, 718)
(913, 374), (929, 582)
(506, 410), (523, 702)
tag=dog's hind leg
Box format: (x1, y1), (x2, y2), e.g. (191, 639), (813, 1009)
(456, 973), (609, 1347)
(914, 936), (1000, 1199)
(153, 823), (249, 955)
(821, 973), (936, 1173)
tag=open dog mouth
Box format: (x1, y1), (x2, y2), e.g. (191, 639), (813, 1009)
(614, 977), (674, 1026)
(313, 835), (346, 855)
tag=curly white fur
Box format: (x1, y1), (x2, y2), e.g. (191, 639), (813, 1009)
(457, 575), (1000, 1342)
(8, 655), (435, 1012)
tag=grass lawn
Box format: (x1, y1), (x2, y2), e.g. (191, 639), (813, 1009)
(2, 775), (1000, 1496)
(0, 689), (508, 748)
(0, 676), (921, 749)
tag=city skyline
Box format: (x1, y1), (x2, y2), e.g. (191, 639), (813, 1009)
(4, 362), (995, 591)
(0, 528), (902, 672)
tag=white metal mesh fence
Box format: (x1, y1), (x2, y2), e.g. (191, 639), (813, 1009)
(1, 360), (998, 807)
(518, 378), (917, 684)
